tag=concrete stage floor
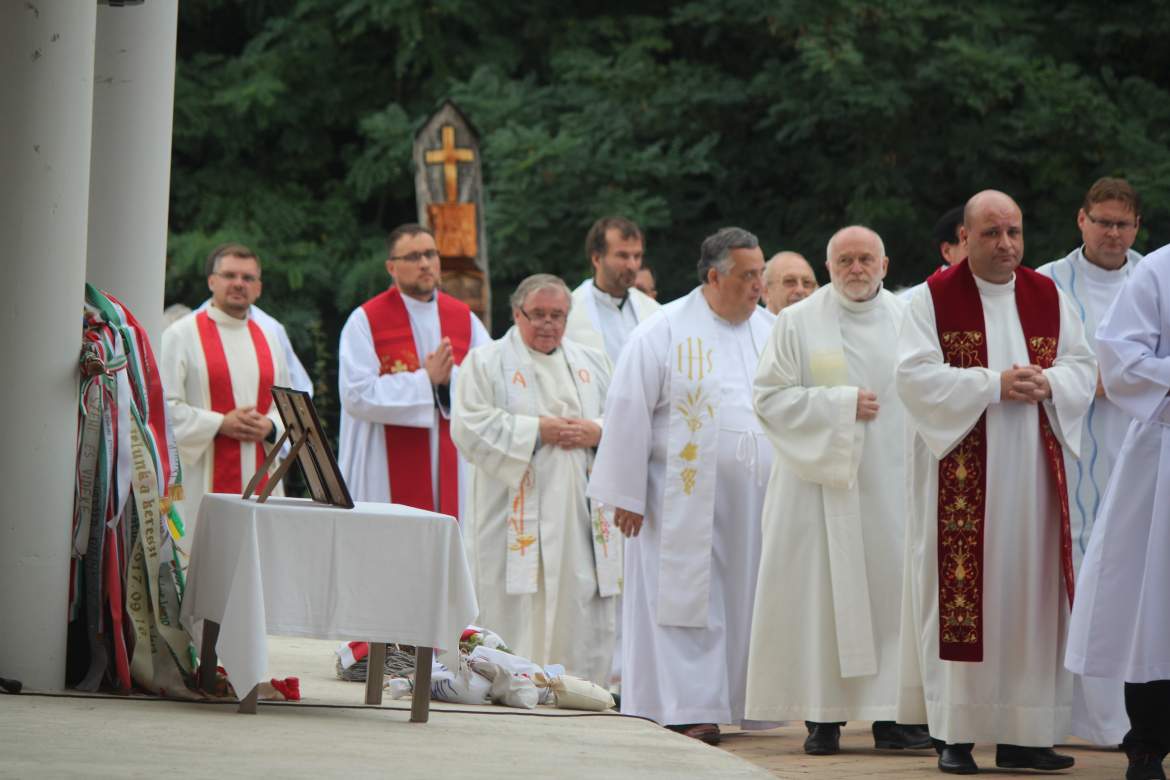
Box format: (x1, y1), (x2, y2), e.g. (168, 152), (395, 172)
(0, 636), (1131, 779)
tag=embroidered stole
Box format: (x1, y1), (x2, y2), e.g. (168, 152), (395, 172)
(497, 328), (620, 597)
(658, 289), (721, 628)
(928, 261), (1074, 662)
(362, 286), (471, 516)
(194, 310), (274, 493)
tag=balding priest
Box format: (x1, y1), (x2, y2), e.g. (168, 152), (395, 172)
(896, 191), (1096, 775)
(746, 226), (930, 755)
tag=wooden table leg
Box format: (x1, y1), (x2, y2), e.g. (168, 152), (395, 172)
(410, 646), (433, 724)
(238, 685), (259, 714)
(364, 642), (386, 705)
(198, 620), (220, 695)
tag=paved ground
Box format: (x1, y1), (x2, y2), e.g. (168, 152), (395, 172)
(717, 724), (1128, 778)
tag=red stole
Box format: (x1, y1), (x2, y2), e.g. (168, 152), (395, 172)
(195, 310), (275, 493)
(361, 287), (471, 517)
(927, 260), (1074, 662)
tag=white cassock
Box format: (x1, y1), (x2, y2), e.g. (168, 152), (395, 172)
(1038, 246), (1141, 745)
(1067, 244), (1170, 687)
(160, 305), (290, 551)
(566, 279), (661, 364)
(452, 328), (619, 684)
(337, 293), (490, 506)
(587, 287), (775, 726)
(566, 278), (659, 680)
(746, 285), (907, 722)
(197, 299), (314, 395)
(895, 274), (1096, 745)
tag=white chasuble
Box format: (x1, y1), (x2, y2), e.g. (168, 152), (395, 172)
(1038, 247), (1139, 746)
(160, 306), (290, 552)
(895, 275), (1095, 745)
(746, 285), (908, 722)
(588, 287), (775, 726)
(1068, 245), (1170, 688)
(451, 327), (616, 684)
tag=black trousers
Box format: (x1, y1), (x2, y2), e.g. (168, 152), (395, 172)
(1123, 680), (1170, 754)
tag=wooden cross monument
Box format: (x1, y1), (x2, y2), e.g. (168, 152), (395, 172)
(413, 100), (491, 329)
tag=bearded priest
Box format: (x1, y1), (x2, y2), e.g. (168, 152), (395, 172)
(896, 190), (1096, 775)
(746, 226), (930, 755)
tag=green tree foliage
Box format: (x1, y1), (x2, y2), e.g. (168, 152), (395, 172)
(168, 0), (1170, 437)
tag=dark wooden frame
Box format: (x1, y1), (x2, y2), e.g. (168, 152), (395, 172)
(242, 387), (354, 508)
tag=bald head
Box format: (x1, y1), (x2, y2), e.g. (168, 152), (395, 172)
(960, 190), (1024, 284)
(825, 225), (888, 302)
(763, 251), (817, 314)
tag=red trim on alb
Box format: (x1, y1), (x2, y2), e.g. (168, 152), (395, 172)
(195, 311), (275, 493)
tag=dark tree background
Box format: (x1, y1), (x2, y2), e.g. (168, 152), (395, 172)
(166, 0), (1170, 438)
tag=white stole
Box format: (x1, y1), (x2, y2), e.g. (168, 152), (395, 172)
(496, 328), (620, 597)
(802, 289), (880, 678)
(658, 289), (721, 627)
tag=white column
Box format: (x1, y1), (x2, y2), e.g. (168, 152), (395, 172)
(0, 3), (98, 691)
(86, 1), (179, 347)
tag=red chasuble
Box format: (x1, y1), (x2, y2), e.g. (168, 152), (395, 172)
(195, 311), (275, 493)
(927, 260), (1074, 662)
(360, 286), (471, 517)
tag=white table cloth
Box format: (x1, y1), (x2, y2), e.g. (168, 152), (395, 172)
(180, 494), (478, 701)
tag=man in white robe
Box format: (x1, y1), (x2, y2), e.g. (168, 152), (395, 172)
(1038, 176), (1144, 747)
(1066, 242), (1170, 780)
(897, 191), (1096, 774)
(746, 226), (931, 754)
(452, 274), (618, 684)
(337, 223), (489, 514)
(565, 216), (659, 685)
(161, 244), (290, 552)
(761, 250), (818, 315)
(587, 227), (775, 745)
(196, 298), (314, 396)
(566, 216), (660, 363)
(899, 206), (966, 301)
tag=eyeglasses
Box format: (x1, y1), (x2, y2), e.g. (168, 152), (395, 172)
(389, 248), (441, 263)
(1084, 213), (1138, 232)
(214, 271), (260, 284)
(517, 308), (568, 326)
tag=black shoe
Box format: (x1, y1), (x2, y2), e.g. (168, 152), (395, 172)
(1125, 751), (1167, 780)
(873, 721), (934, 750)
(938, 744), (978, 775)
(804, 722), (841, 755)
(995, 744), (1075, 771)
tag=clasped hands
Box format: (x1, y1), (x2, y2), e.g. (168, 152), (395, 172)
(538, 416), (601, 450)
(425, 337), (454, 386)
(1001, 363), (1052, 403)
(219, 406), (273, 442)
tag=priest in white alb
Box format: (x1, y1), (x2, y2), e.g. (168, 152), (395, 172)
(587, 227), (775, 746)
(1037, 176), (1144, 748)
(746, 226), (931, 755)
(1065, 242), (1170, 780)
(338, 223), (490, 516)
(566, 216), (660, 363)
(161, 244), (290, 551)
(896, 191), (1096, 775)
(452, 274), (618, 685)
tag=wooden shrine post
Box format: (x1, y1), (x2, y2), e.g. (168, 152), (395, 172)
(413, 100), (491, 329)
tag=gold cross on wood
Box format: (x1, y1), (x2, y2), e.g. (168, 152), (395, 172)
(424, 125), (474, 203)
